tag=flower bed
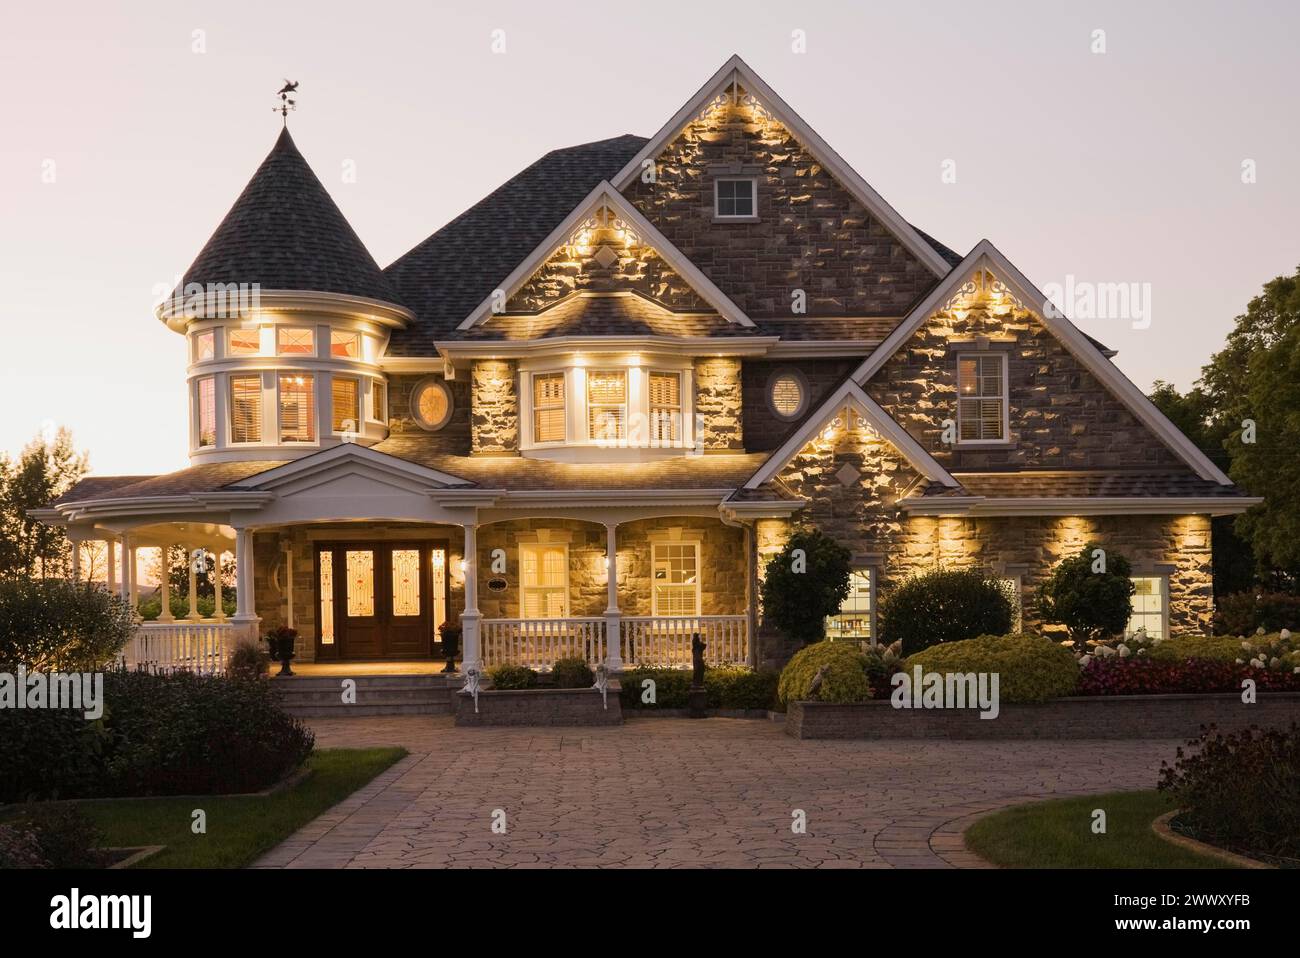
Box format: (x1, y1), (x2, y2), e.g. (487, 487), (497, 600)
(1077, 657), (1300, 696)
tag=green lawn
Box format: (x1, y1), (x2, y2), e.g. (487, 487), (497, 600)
(964, 790), (1236, 869)
(73, 747), (405, 868)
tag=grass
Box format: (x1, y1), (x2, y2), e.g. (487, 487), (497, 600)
(964, 789), (1237, 869)
(67, 747), (405, 868)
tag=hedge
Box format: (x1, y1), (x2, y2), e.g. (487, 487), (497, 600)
(619, 667), (779, 711)
(777, 642), (873, 706)
(904, 634), (1079, 704)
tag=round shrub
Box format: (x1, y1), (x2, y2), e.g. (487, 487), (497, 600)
(777, 642), (872, 706)
(0, 579), (135, 671)
(760, 528), (852, 646)
(1037, 543), (1134, 647)
(879, 570), (1015, 656)
(904, 634), (1079, 704)
(1147, 636), (1243, 663)
(487, 663), (536, 690)
(551, 657), (594, 689)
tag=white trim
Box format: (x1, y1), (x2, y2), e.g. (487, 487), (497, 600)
(519, 540), (570, 619)
(610, 55), (951, 278)
(651, 539), (702, 616)
(434, 333), (776, 368)
(851, 240), (1234, 484)
(158, 288), (412, 332)
(230, 443), (471, 491)
(713, 176), (758, 221)
(743, 378), (960, 490)
(1127, 574), (1170, 641)
(456, 182), (755, 330)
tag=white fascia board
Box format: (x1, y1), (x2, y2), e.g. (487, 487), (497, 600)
(852, 239), (1234, 486)
(766, 340), (879, 358)
(157, 288), (413, 332)
(494, 488), (736, 507)
(901, 495), (1263, 517)
(231, 443), (471, 491)
(610, 55), (951, 279)
(720, 499), (807, 521)
(457, 182), (754, 330)
(434, 334), (778, 362)
(743, 379), (959, 490)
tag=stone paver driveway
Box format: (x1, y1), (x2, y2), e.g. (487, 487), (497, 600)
(254, 716), (1178, 869)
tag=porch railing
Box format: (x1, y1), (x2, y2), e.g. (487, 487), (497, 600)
(481, 617), (607, 671)
(620, 615), (748, 669)
(120, 621), (242, 675)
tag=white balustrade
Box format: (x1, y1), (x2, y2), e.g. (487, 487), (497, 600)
(481, 617), (607, 671)
(619, 616), (749, 669)
(120, 621), (243, 675)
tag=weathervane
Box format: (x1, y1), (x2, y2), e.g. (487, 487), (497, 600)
(274, 79), (299, 125)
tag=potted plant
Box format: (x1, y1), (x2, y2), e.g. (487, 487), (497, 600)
(264, 625), (299, 676)
(438, 620), (462, 674)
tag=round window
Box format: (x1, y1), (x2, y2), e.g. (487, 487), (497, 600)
(411, 378), (453, 431)
(767, 370), (807, 420)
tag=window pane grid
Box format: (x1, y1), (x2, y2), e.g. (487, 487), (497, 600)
(1127, 576), (1166, 639)
(277, 327), (315, 355)
(652, 543), (700, 616)
(716, 179), (755, 217)
(521, 544), (567, 619)
(228, 327), (260, 356)
(826, 569), (873, 642)
(958, 355), (1006, 440)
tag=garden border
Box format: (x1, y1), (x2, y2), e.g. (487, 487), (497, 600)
(1150, 810), (1274, 869)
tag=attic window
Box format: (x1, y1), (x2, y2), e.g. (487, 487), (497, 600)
(957, 353), (1008, 442)
(767, 369), (807, 420)
(715, 178), (757, 219)
(412, 378), (452, 431)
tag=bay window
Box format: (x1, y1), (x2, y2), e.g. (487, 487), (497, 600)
(279, 373), (316, 443)
(196, 376), (216, 447)
(587, 370), (627, 442)
(332, 377), (360, 433)
(228, 375), (262, 444)
(533, 373), (566, 443)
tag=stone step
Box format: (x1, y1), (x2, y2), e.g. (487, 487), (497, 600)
(276, 688), (451, 705)
(272, 675), (460, 691)
(283, 701), (452, 717)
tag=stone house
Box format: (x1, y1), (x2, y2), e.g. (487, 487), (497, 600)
(40, 56), (1257, 672)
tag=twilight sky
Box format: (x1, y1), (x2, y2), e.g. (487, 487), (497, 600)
(2, 0), (1296, 476)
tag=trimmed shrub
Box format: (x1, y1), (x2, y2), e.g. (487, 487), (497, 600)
(619, 668), (692, 709)
(1076, 657), (1300, 696)
(0, 669), (314, 801)
(1147, 636), (1244, 663)
(777, 642), (872, 706)
(0, 806), (108, 869)
(617, 667), (780, 711)
(760, 528), (852, 646)
(1158, 723), (1300, 861)
(1213, 591), (1300, 636)
(879, 570), (1015, 656)
(487, 663), (537, 690)
(551, 657), (594, 689)
(1037, 543), (1134, 647)
(0, 579), (135, 671)
(904, 634), (1079, 704)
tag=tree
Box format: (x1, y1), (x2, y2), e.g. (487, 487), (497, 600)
(1037, 543), (1134, 648)
(0, 428), (88, 580)
(760, 527), (851, 647)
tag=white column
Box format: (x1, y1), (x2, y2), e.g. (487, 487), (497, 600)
(460, 523), (481, 674)
(128, 544), (139, 610)
(119, 535), (132, 602)
(233, 527), (257, 624)
(69, 538), (81, 581)
(604, 522), (624, 672)
(157, 545), (175, 622)
(212, 549), (226, 622)
(186, 547), (202, 620)
(106, 538), (117, 592)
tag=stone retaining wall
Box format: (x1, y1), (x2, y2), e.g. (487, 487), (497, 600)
(455, 686), (623, 726)
(785, 692), (1300, 740)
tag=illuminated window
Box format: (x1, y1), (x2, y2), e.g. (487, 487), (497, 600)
(318, 551), (335, 645)
(330, 330), (361, 358)
(1000, 576), (1023, 633)
(715, 178), (757, 218)
(533, 373), (565, 443)
(826, 569), (874, 644)
(228, 327), (261, 356)
(412, 378), (452, 431)
(196, 376), (216, 447)
(521, 543), (568, 618)
(345, 549), (375, 617)
(649, 372), (681, 443)
(331, 377), (359, 434)
(768, 370), (806, 419)
(371, 380), (387, 423)
(391, 549), (421, 617)
(279, 373), (316, 443)
(193, 330), (215, 362)
(587, 370), (627, 441)
(229, 375), (262, 443)
(652, 542), (700, 616)
(277, 327), (315, 355)
(958, 354), (1007, 442)
(1127, 576), (1168, 640)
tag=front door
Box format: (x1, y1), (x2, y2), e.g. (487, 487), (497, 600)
(315, 542), (443, 660)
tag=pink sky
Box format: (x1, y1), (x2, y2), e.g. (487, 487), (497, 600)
(2, 0), (1296, 476)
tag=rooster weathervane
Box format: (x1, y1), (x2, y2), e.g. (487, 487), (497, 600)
(274, 79), (299, 125)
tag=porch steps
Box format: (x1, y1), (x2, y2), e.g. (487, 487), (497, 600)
(272, 674), (458, 717)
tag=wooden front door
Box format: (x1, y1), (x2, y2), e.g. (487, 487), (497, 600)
(314, 542), (444, 660)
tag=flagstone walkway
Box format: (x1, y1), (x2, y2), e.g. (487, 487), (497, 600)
(253, 716), (1177, 869)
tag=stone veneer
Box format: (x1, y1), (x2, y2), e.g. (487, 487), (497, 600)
(741, 357), (857, 451)
(471, 359), (519, 454)
(623, 83), (937, 318)
(693, 357), (744, 451)
(385, 372), (471, 451)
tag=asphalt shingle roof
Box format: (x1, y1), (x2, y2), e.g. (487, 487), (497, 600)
(930, 471), (1244, 499)
(174, 128), (401, 306)
(463, 293), (752, 341)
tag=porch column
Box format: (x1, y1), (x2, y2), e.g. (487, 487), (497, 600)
(128, 543), (139, 610)
(157, 545), (175, 623)
(460, 523), (481, 674)
(232, 526), (258, 630)
(119, 534), (132, 602)
(69, 537), (81, 581)
(603, 522), (624, 672)
(186, 547), (202, 621)
(106, 538), (117, 592)
(212, 550), (226, 621)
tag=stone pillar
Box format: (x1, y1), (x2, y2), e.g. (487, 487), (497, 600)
(604, 522), (624, 672)
(212, 550), (226, 622)
(460, 523), (482, 674)
(157, 545), (175, 623)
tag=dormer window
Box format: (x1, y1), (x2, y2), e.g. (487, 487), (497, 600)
(228, 327), (261, 356)
(331, 330), (361, 359)
(957, 353), (1008, 443)
(715, 178), (757, 219)
(277, 327), (315, 356)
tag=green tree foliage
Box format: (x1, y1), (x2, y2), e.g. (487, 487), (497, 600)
(1037, 542), (1134, 648)
(0, 428), (88, 580)
(760, 527), (851, 647)
(878, 569), (1015, 656)
(0, 579), (135, 670)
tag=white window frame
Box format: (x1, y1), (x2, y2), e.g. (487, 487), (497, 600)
(651, 540), (702, 617)
(530, 370), (567, 445)
(227, 373), (264, 445)
(331, 375), (361, 435)
(519, 541), (569, 619)
(277, 372), (318, 445)
(195, 375), (216, 448)
(192, 329), (215, 363)
(330, 330), (362, 359)
(714, 177), (758, 220)
(276, 326), (316, 357)
(586, 369), (629, 442)
(1127, 575), (1170, 640)
(370, 379), (387, 424)
(648, 370), (683, 445)
(227, 326), (262, 357)
(956, 351), (1010, 445)
(826, 568), (876, 646)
